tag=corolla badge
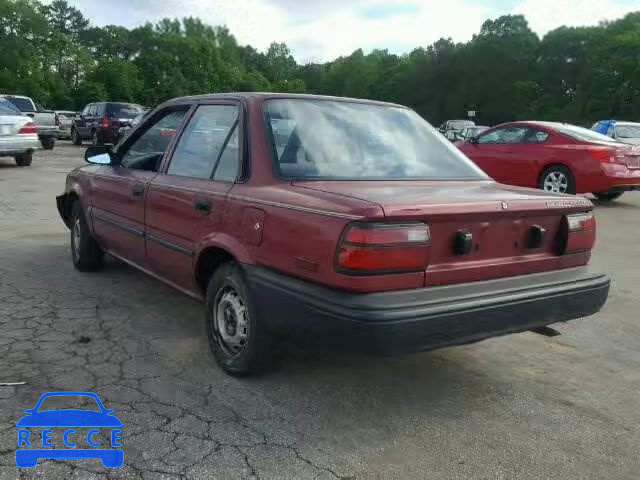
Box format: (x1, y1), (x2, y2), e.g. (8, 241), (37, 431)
(500, 201), (509, 210)
(15, 391), (123, 468)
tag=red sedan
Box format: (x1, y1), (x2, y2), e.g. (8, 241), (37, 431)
(457, 121), (640, 201)
(56, 94), (609, 375)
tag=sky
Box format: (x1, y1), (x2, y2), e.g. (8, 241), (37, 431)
(58, 0), (640, 62)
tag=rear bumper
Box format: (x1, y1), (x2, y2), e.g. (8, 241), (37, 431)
(37, 127), (59, 139)
(247, 266), (610, 355)
(599, 163), (640, 191)
(0, 135), (39, 155)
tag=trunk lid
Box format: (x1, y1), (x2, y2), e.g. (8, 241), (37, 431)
(294, 180), (593, 286)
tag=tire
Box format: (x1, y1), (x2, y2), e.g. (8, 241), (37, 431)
(205, 262), (273, 375)
(538, 165), (575, 195)
(14, 152), (32, 167)
(71, 128), (82, 145)
(593, 191), (624, 201)
(70, 201), (104, 272)
(40, 137), (55, 150)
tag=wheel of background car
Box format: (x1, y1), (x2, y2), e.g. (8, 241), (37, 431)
(538, 165), (575, 195)
(14, 152), (32, 167)
(205, 262), (273, 375)
(41, 137), (55, 150)
(593, 191), (624, 201)
(71, 201), (104, 271)
(71, 128), (82, 145)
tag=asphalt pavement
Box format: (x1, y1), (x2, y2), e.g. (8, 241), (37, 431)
(0, 143), (639, 479)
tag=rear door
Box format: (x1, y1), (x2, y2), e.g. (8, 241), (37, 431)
(89, 107), (190, 267)
(145, 102), (241, 291)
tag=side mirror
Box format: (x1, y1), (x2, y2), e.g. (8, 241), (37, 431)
(85, 145), (114, 165)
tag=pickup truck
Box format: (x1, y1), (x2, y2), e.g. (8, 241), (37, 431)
(0, 95), (58, 150)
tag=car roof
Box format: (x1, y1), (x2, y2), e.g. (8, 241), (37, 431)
(0, 94), (29, 99)
(613, 121), (640, 127)
(162, 92), (407, 109)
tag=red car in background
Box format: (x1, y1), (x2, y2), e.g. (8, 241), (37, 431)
(457, 121), (640, 201)
(56, 94), (609, 375)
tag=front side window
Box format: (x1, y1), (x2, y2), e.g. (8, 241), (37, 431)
(264, 99), (486, 180)
(120, 108), (189, 172)
(478, 126), (528, 144)
(167, 105), (239, 180)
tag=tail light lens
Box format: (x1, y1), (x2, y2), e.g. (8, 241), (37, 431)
(18, 122), (37, 134)
(99, 117), (111, 129)
(558, 213), (596, 254)
(588, 147), (623, 165)
(336, 223), (430, 274)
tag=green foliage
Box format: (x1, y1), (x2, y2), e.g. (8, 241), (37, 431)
(0, 1), (638, 127)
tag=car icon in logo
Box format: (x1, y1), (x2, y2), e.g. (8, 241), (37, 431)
(15, 391), (123, 468)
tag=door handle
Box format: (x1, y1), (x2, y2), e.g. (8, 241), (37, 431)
(193, 198), (212, 214)
(131, 184), (145, 198)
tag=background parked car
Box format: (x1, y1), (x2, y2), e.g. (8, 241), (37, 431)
(0, 98), (40, 166)
(0, 94), (58, 150)
(55, 110), (77, 140)
(592, 120), (640, 145)
(459, 125), (489, 141)
(457, 121), (640, 201)
(439, 119), (475, 141)
(71, 102), (145, 146)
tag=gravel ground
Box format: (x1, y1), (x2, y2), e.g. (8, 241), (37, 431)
(0, 143), (639, 479)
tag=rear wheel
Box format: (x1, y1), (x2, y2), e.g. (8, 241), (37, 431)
(14, 152), (32, 167)
(40, 137), (55, 150)
(71, 128), (82, 145)
(71, 201), (104, 271)
(538, 166), (575, 195)
(593, 191), (624, 201)
(206, 262), (273, 375)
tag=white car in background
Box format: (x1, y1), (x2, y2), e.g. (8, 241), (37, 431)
(609, 122), (640, 145)
(0, 98), (40, 166)
(55, 110), (77, 140)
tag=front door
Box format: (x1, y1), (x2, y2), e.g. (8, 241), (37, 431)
(145, 102), (242, 292)
(89, 107), (190, 267)
(471, 126), (529, 183)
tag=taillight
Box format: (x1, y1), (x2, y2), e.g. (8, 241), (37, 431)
(18, 122), (37, 134)
(100, 117), (111, 128)
(558, 213), (596, 254)
(336, 223), (430, 274)
(588, 147), (623, 164)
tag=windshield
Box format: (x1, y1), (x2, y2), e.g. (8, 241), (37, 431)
(548, 123), (617, 143)
(4, 96), (34, 112)
(616, 125), (640, 139)
(107, 103), (144, 118)
(0, 99), (21, 115)
(448, 120), (474, 130)
(265, 99), (487, 180)
(37, 395), (101, 412)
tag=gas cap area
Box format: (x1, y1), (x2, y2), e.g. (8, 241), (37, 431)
(241, 207), (266, 246)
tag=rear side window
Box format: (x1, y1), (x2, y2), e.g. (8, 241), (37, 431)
(167, 105), (239, 180)
(265, 99), (486, 180)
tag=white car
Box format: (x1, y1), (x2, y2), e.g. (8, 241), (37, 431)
(0, 98), (40, 166)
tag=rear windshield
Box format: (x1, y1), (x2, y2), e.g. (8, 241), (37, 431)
(616, 125), (640, 139)
(0, 99), (21, 115)
(264, 99), (487, 180)
(551, 123), (616, 143)
(106, 103), (144, 117)
(4, 96), (34, 112)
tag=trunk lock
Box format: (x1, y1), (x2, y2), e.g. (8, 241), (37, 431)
(453, 230), (473, 255)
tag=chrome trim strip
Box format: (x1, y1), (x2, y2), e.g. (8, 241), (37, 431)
(146, 234), (193, 256)
(151, 182), (363, 219)
(92, 212), (144, 237)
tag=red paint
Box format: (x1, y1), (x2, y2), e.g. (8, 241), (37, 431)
(457, 121), (640, 194)
(64, 95), (599, 298)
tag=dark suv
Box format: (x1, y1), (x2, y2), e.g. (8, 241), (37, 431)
(72, 102), (144, 146)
